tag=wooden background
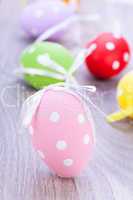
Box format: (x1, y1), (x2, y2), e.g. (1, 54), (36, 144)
(0, 0), (133, 199)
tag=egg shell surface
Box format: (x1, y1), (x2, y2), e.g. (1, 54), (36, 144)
(85, 32), (130, 79)
(21, 42), (74, 89)
(117, 71), (133, 118)
(30, 87), (95, 177)
(21, 0), (76, 39)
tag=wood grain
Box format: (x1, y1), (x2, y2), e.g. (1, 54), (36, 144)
(0, 0), (133, 199)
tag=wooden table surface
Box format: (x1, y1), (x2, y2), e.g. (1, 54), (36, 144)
(0, 0), (133, 199)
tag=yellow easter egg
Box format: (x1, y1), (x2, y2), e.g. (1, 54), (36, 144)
(107, 71), (133, 122)
(117, 71), (133, 118)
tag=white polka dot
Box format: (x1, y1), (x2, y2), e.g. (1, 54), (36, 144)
(29, 126), (34, 135)
(112, 61), (120, 70)
(37, 150), (45, 159)
(50, 112), (60, 123)
(123, 52), (129, 62)
(37, 54), (51, 66)
(35, 9), (44, 18)
(105, 42), (115, 51)
(87, 43), (97, 56)
(63, 159), (73, 167)
(83, 134), (90, 145)
(56, 140), (67, 150)
(78, 114), (85, 124)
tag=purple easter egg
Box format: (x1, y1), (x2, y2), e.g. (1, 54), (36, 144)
(21, 0), (76, 40)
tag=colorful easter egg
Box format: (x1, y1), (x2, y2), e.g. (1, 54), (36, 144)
(29, 87), (95, 177)
(21, 0), (76, 39)
(107, 71), (133, 122)
(20, 42), (74, 89)
(85, 32), (130, 79)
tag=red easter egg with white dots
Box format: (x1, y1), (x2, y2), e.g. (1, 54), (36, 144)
(29, 87), (95, 178)
(85, 32), (131, 79)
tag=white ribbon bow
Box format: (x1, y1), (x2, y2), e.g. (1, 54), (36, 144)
(20, 48), (96, 128)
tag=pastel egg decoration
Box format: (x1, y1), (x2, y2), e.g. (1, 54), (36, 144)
(20, 42), (74, 89)
(85, 32), (130, 79)
(107, 71), (133, 122)
(29, 86), (95, 177)
(21, 0), (76, 40)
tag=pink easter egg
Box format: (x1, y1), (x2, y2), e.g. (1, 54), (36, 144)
(30, 87), (95, 178)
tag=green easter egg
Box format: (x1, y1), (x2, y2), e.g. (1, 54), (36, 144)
(20, 42), (74, 89)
